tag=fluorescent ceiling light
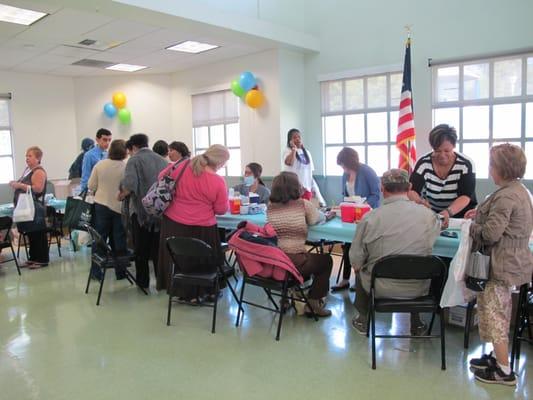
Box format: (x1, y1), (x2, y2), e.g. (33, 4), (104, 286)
(105, 63), (147, 72)
(0, 4), (47, 25)
(166, 41), (219, 54)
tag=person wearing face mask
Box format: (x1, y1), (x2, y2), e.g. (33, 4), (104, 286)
(233, 162), (271, 204)
(283, 128), (326, 206)
(408, 124), (477, 228)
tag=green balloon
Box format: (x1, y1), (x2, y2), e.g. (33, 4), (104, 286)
(231, 79), (245, 97)
(118, 108), (131, 124)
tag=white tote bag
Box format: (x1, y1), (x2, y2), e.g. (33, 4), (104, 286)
(13, 187), (35, 223)
(440, 219), (476, 308)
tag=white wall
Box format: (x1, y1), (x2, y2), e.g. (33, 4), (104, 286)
(171, 49), (283, 176)
(302, 0), (533, 174)
(73, 74), (173, 145)
(0, 70), (77, 180)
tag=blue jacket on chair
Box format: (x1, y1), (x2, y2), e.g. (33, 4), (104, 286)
(341, 164), (381, 209)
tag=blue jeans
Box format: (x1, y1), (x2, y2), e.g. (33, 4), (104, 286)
(91, 203), (127, 278)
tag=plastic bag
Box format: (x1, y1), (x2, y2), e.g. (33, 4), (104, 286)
(13, 187), (35, 222)
(440, 219), (475, 307)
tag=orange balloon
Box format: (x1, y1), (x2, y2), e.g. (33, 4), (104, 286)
(245, 89), (264, 108)
(112, 92), (127, 109)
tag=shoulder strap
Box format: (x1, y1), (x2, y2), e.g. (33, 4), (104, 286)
(174, 159), (190, 185)
(167, 157), (189, 177)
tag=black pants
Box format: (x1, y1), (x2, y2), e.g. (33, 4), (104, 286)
(288, 253), (333, 299)
(92, 203), (127, 278)
(341, 243), (352, 280)
(131, 214), (160, 289)
(27, 230), (49, 263)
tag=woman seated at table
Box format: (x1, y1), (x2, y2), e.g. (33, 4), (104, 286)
(9, 146), (49, 268)
(233, 162), (271, 204)
(88, 139), (128, 280)
(408, 124), (477, 227)
(332, 147), (381, 292)
(156, 144), (229, 303)
(267, 171), (332, 317)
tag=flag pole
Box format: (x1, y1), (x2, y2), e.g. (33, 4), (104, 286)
(404, 24), (412, 175)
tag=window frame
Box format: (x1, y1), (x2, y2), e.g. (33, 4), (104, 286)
(321, 70), (403, 177)
(193, 122), (240, 176)
(0, 95), (15, 184)
(431, 53), (533, 179)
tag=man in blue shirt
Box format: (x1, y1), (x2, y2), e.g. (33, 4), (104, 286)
(80, 128), (112, 191)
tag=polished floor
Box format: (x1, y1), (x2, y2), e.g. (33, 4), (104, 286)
(0, 247), (531, 400)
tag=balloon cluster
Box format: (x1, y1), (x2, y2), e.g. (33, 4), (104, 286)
(230, 71), (265, 108)
(103, 92), (131, 124)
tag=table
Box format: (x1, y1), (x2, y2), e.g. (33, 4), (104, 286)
(0, 199), (67, 218)
(217, 212), (461, 259)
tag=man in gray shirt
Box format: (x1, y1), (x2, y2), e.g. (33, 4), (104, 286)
(119, 133), (168, 289)
(349, 169), (441, 335)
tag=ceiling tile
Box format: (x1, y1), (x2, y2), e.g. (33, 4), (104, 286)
(25, 53), (80, 66)
(0, 48), (36, 67)
(104, 28), (190, 55)
(0, 22), (28, 43)
(14, 8), (113, 41)
(48, 45), (101, 58)
(80, 19), (159, 44)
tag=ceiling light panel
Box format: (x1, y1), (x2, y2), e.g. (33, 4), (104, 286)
(105, 63), (147, 72)
(0, 4), (47, 25)
(166, 41), (219, 54)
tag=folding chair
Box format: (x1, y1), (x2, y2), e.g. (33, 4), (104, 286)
(367, 255), (447, 370)
(0, 216), (21, 275)
(510, 280), (533, 372)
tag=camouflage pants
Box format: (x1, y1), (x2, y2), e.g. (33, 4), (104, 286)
(477, 280), (512, 344)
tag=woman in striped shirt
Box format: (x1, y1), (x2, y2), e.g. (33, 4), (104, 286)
(408, 124), (477, 226)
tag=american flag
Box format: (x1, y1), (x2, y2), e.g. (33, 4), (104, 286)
(396, 36), (417, 172)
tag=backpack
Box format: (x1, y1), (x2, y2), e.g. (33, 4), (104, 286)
(142, 158), (189, 217)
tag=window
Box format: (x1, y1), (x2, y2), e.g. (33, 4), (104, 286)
(0, 94), (14, 183)
(432, 53), (533, 179)
(192, 90), (240, 176)
(321, 72), (402, 176)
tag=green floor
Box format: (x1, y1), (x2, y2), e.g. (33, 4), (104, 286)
(0, 248), (531, 400)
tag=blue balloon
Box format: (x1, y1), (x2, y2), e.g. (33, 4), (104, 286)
(103, 102), (117, 118)
(239, 71), (256, 92)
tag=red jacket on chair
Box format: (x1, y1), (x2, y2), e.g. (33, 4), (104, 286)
(228, 221), (304, 283)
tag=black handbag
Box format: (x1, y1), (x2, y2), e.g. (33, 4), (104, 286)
(63, 191), (94, 231)
(464, 244), (490, 292)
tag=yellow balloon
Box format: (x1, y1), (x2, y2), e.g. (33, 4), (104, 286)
(112, 92), (127, 109)
(245, 89), (264, 109)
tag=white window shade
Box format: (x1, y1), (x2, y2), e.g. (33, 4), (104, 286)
(192, 90), (238, 127)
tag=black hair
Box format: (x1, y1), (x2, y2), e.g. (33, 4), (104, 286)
(246, 162), (265, 186)
(429, 124), (457, 150)
(128, 133), (149, 149)
(96, 128), (112, 139)
(152, 140), (169, 157)
(286, 128), (310, 165)
(169, 141), (191, 158)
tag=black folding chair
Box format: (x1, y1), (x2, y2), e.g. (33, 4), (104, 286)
(45, 206), (63, 256)
(84, 224), (147, 305)
(0, 216), (21, 275)
(510, 280), (533, 372)
(165, 237), (222, 333)
(367, 255), (448, 370)
(234, 253), (318, 341)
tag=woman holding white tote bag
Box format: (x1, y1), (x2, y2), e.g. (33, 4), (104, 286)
(9, 146), (49, 268)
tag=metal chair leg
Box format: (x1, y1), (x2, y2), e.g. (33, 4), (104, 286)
(85, 269), (92, 294)
(371, 302), (377, 369)
(235, 280), (246, 327)
(463, 299), (476, 349)
(275, 281), (288, 341)
(10, 243), (21, 276)
(96, 268), (107, 306)
(167, 295), (173, 326)
(440, 308), (446, 370)
(212, 280), (219, 334)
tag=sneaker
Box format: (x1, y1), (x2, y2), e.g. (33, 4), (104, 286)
(351, 315), (368, 335)
(474, 364), (517, 386)
(469, 352), (497, 370)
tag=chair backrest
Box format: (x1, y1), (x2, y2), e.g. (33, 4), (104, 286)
(0, 216), (12, 242)
(166, 236), (215, 274)
(371, 255), (447, 294)
(83, 224), (112, 256)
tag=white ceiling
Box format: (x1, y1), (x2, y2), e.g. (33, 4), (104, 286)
(0, 1), (276, 77)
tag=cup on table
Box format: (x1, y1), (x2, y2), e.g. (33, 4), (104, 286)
(240, 205), (249, 215)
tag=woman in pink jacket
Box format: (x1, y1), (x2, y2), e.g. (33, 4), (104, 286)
(156, 144), (229, 303)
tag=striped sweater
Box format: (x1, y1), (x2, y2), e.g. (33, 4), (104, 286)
(410, 151), (477, 217)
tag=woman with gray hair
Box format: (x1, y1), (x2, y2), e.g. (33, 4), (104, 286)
(466, 144), (533, 386)
(156, 144), (229, 303)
